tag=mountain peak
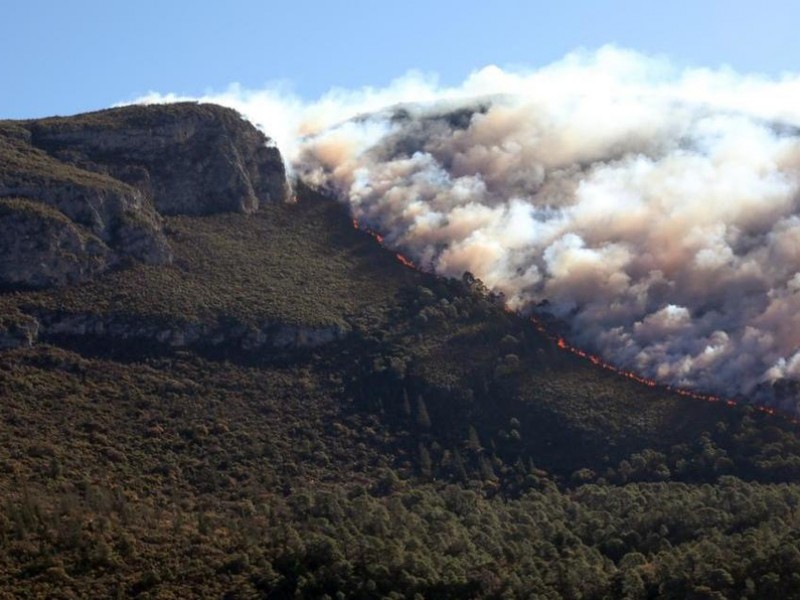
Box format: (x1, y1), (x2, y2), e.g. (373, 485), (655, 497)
(0, 103), (289, 290)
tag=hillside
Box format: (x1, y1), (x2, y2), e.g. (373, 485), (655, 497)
(0, 103), (286, 293)
(2, 104), (800, 598)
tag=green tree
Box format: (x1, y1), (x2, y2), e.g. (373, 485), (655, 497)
(416, 396), (431, 429)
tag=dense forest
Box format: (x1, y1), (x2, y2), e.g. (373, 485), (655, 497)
(3, 105), (800, 598)
(0, 187), (799, 598)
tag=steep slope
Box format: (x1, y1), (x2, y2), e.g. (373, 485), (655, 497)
(2, 184), (800, 598)
(2, 104), (800, 598)
(0, 120), (169, 286)
(0, 103), (287, 292)
(26, 103), (288, 215)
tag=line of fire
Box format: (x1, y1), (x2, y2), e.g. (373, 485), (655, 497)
(351, 217), (793, 425)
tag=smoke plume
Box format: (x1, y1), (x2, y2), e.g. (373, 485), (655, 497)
(135, 47), (800, 409)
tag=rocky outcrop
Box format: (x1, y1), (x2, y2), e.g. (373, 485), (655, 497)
(0, 198), (112, 288)
(0, 309), (349, 354)
(27, 103), (289, 215)
(0, 104), (334, 356)
(0, 103), (289, 290)
(0, 122), (171, 286)
(0, 312), (39, 350)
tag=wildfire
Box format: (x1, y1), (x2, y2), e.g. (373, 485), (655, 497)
(395, 253), (415, 268)
(533, 315), (797, 423)
(352, 215), (794, 424)
(352, 217), (412, 268)
(537, 317), (723, 398)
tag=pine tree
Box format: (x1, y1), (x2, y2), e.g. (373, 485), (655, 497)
(467, 425), (481, 451)
(416, 396), (431, 429)
(419, 443), (433, 479)
(402, 389), (411, 417)
(453, 448), (468, 482)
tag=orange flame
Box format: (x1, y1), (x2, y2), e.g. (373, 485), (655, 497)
(395, 253), (415, 268)
(530, 315), (799, 424)
(352, 217), (413, 268)
(541, 316), (720, 397)
(351, 216), (796, 425)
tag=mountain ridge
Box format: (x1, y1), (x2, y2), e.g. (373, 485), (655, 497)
(0, 103), (288, 292)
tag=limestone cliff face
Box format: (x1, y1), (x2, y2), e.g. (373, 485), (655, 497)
(0, 198), (112, 289)
(2, 309), (350, 355)
(0, 103), (289, 290)
(28, 103), (289, 215)
(0, 121), (170, 285)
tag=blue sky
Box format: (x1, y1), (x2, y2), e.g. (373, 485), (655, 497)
(3, 0), (800, 119)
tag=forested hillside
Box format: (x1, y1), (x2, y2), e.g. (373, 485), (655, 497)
(2, 105), (800, 599)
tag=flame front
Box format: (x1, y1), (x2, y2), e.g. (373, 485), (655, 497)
(395, 253), (415, 268)
(531, 316), (793, 422)
(353, 217), (412, 268)
(352, 216), (793, 424)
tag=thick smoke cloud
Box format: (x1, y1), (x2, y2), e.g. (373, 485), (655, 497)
(134, 47), (800, 409)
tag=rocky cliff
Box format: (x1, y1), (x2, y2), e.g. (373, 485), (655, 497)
(28, 103), (288, 215)
(0, 308), (349, 355)
(0, 120), (170, 286)
(0, 103), (288, 290)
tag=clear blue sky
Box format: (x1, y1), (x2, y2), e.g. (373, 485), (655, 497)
(3, 0), (799, 119)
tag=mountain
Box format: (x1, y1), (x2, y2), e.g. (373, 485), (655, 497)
(2, 104), (800, 598)
(0, 103), (287, 291)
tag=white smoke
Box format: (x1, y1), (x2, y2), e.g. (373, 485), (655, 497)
(133, 47), (800, 407)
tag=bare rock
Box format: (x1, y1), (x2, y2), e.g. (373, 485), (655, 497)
(0, 198), (112, 289)
(0, 312), (40, 349)
(27, 103), (289, 215)
(0, 103), (289, 290)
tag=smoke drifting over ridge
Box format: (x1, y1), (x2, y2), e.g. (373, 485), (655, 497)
(137, 48), (800, 408)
